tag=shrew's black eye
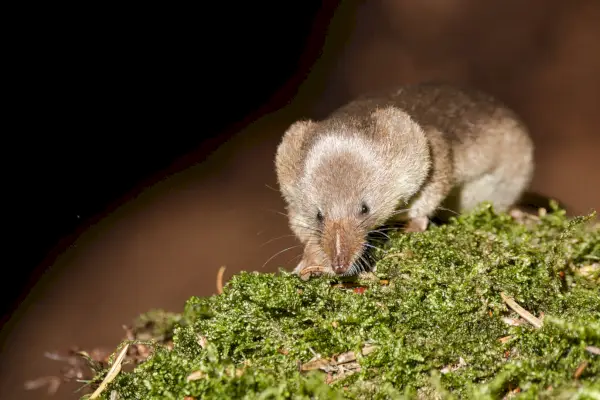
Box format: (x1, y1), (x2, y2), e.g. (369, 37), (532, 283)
(361, 203), (370, 215)
(316, 210), (324, 222)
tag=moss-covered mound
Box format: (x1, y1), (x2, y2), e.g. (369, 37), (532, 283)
(83, 204), (599, 399)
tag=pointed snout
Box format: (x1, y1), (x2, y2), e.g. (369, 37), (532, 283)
(322, 220), (363, 275)
(332, 229), (350, 273)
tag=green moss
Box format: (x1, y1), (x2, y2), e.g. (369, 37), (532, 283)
(83, 204), (599, 399)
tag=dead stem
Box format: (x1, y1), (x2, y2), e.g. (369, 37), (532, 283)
(300, 344), (377, 373)
(89, 344), (129, 399)
(500, 292), (543, 329)
(574, 361), (588, 379)
(498, 335), (514, 344)
(216, 266), (226, 294)
(186, 370), (205, 382)
(585, 346), (600, 355)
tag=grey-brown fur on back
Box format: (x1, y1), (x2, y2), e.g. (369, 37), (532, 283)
(284, 83), (495, 161)
(332, 82), (514, 138)
(325, 82), (533, 187)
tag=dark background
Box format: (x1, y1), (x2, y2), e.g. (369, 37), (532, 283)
(2, 1), (599, 399)
(4, 2), (329, 323)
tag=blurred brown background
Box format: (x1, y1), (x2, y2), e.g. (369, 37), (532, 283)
(1, 1), (599, 398)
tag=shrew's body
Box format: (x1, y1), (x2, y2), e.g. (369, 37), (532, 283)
(275, 82), (534, 276)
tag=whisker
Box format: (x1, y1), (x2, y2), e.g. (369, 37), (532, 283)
(359, 255), (369, 272)
(357, 255), (368, 274)
(370, 225), (404, 232)
(363, 242), (386, 253)
(279, 213), (323, 236)
(259, 234), (298, 247)
(307, 248), (326, 264)
(290, 222), (322, 234)
(261, 244), (302, 269)
(386, 208), (411, 218)
(266, 209), (321, 231)
(286, 253), (303, 265)
(366, 198), (404, 218)
(368, 229), (392, 240)
(434, 206), (460, 216)
(355, 206), (411, 231)
(342, 264), (357, 277)
(356, 257), (372, 275)
(265, 209), (289, 219)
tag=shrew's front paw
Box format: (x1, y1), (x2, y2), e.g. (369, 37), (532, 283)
(403, 216), (429, 233)
(293, 244), (329, 280)
(293, 259), (308, 274)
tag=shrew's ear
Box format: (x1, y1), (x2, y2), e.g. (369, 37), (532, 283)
(371, 106), (432, 197)
(275, 120), (316, 204)
(370, 106), (426, 149)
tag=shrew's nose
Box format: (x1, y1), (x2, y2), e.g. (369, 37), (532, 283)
(332, 257), (349, 272)
(331, 229), (350, 274)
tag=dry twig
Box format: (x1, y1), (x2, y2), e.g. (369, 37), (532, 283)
(500, 292), (543, 329)
(585, 346), (600, 355)
(574, 361), (588, 379)
(186, 370), (205, 382)
(89, 344), (129, 399)
(498, 336), (514, 344)
(216, 266), (226, 294)
(299, 343), (377, 384)
(440, 357), (467, 374)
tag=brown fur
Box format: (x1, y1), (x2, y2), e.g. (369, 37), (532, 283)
(275, 82), (534, 276)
